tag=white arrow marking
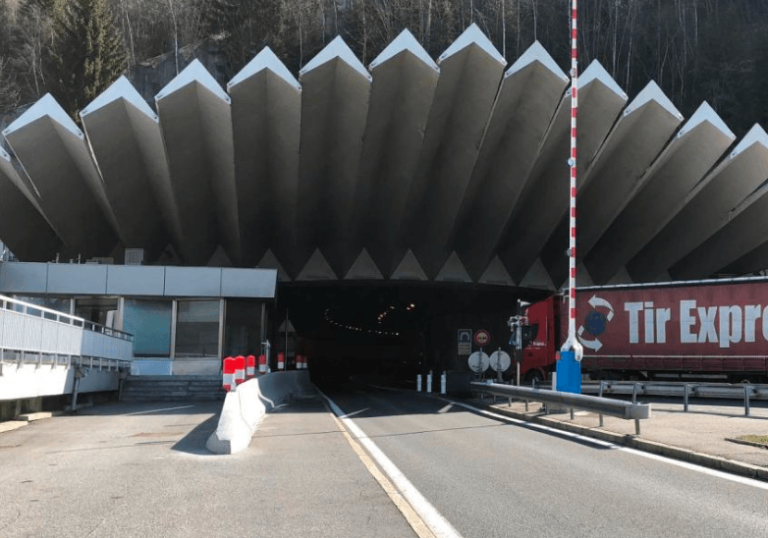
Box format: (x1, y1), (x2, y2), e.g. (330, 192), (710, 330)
(579, 335), (602, 351)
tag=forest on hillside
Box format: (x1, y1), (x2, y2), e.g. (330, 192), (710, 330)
(0, 0), (766, 136)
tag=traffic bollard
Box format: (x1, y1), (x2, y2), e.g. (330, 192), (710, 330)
(222, 357), (235, 392)
(427, 371), (433, 393)
(416, 374), (422, 392)
(246, 355), (255, 379)
(234, 355), (246, 385)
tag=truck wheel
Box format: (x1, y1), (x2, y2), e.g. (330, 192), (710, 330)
(524, 370), (543, 386)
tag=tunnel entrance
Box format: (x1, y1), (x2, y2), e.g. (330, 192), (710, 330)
(268, 282), (552, 389)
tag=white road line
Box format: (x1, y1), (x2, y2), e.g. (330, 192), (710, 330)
(449, 399), (768, 491)
(126, 405), (195, 416)
(319, 390), (464, 538)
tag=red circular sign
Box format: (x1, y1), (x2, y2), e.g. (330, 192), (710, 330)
(474, 330), (491, 347)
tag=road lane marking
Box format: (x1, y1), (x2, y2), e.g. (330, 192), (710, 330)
(126, 405), (195, 416)
(448, 399), (768, 491)
(319, 390), (464, 538)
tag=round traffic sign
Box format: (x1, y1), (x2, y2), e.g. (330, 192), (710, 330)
(489, 350), (511, 372)
(474, 329), (491, 347)
(468, 351), (490, 373)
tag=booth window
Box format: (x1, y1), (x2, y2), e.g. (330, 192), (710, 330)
(123, 299), (172, 357)
(175, 300), (220, 359)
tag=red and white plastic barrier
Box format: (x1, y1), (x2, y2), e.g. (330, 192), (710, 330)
(246, 355), (256, 379)
(258, 354), (267, 374)
(277, 352), (285, 370)
(222, 356), (235, 392)
(234, 355), (246, 385)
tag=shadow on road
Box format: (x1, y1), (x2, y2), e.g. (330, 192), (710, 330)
(171, 413), (220, 456)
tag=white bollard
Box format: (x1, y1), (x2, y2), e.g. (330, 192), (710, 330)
(440, 372), (447, 395)
(417, 374), (422, 392)
(427, 371), (433, 393)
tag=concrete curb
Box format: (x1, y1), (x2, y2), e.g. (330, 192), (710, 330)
(476, 402), (768, 482)
(206, 371), (315, 455)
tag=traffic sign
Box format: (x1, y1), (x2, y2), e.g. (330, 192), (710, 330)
(474, 329), (491, 347)
(468, 351), (490, 373)
(457, 329), (472, 355)
(489, 350), (511, 372)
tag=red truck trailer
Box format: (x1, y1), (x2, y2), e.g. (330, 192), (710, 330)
(519, 276), (768, 384)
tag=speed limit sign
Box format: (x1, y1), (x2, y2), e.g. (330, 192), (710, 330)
(474, 330), (491, 347)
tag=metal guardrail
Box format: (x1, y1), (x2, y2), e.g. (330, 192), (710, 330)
(471, 381), (652, 434)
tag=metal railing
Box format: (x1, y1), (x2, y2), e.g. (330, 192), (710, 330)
(584, 381), (765, 417)
(0, 294), (133, 365)
(471, 381), (652, 434)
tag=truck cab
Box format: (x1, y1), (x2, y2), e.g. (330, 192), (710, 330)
(519, 296), (559, 384)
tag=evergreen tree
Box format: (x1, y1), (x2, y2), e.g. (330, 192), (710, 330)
(45, 0), (127, 119)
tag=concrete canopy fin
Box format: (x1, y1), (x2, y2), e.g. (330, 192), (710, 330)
(479, 256), (515, 287)
(585, 101), (735, 284)
(0, 153), (62, 261)
(80, 77), (179, 261)
(505, 40), (567, 81)
(677, 101), (734, 139)
(296, 36), (371, 277)
(369, 29), (438, 71)
(257, 249), (291, 282)
(3, 94), (120, 258)
(628, 127), (768, 282)
(296, 249), (338, 281)
(0, 146), (44, 213)
(401, 24), (505, 277)
(207, 245), (233, 267)
(2, 93), (84, 139)
(730, 124), (768, 159)
(155, 59), (240, 265)
(576, 262), (594, 287)
(391, 250), (429, 281)
(435, 251), (472, 283)
(453, 38), (569, 280)
(499, 60), (627, 284)
(299, 35), (371, 81)
(352, 30), (439, 278)
(438, 23), (506, 66)
(80, 76), (157, 120)
(155, 59), (231, 103)
(344, 249), (384, 280)
(228, 47), (301, 268)
(607, 266), (634, 285)
(623, 81), (683, 119)
(228, 46), (301, 91)
(578, 60), (627, 99)
(519, 258), (556, 291)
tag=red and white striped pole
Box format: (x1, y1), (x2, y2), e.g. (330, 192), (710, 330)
(258, 354), (267, 374)
(560, 0), (584, 365)
(222, 356), (235, 392)
(246, 354), (256, 379)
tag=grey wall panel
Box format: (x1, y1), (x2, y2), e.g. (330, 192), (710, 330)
(0, 262), (48, 294)
(164, 267), (222, 297)
(401, 25), (506, 278)
(47, 264), (108, 295)
(106, 265), (166, 296)
(229, 48), (301, 270)
(585, 103), (735, 283)
(221, 268), (277, 298)
(351, 30), (438, 277)
(453, 43), (568, 280)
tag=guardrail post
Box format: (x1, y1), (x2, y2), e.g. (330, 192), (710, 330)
(745, 386), (751, 417)
(635, 419), (640, 436)
(570, 407), (574, 420)
(632, 382), (639, 404)
(683, 384), (690, 412)
(598, 381), (605, 427)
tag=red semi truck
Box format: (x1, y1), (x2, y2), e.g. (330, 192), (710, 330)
(518, 276), (768, 384)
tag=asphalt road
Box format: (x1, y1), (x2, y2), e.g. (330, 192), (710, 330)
(326, 388), (768, 538)
(0, 399), (416, 538)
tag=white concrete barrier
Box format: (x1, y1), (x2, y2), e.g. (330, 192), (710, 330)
(206, 370), (314, 454)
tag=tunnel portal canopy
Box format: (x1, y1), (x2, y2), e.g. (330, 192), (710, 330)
(2, 25), (767, 290)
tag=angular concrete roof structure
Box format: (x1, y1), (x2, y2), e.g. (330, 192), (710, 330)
(2, 27), (768, 289)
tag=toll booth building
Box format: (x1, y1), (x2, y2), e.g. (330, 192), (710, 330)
(0, 263), (277, 376)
